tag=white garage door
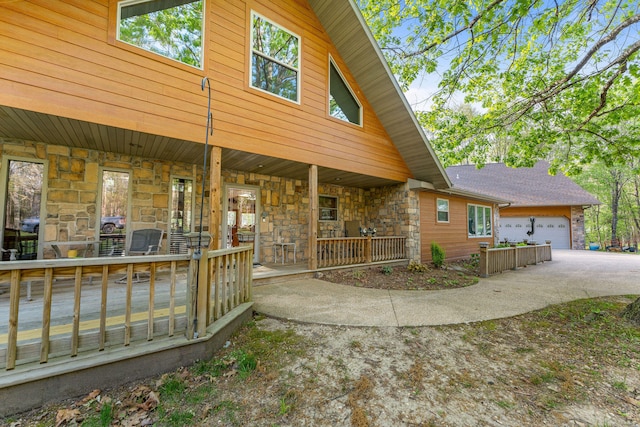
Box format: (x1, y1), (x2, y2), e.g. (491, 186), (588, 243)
(499, 217), (571, 249)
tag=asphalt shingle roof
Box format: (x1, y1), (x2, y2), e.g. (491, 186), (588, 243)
(446, 162), (600, 207)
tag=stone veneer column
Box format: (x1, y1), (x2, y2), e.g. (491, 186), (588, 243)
(571, 206), (586, 250)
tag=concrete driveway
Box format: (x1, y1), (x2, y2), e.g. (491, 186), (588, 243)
(252, 250), (640, 327)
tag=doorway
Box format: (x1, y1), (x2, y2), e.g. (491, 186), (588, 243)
(169, 177), (194, 254)
(224, 185), (259, 264)
(99, 170), (130, 255)
(1, 159), (45, 260)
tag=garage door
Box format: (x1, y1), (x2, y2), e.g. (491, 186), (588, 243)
(499, 217), (571, 249)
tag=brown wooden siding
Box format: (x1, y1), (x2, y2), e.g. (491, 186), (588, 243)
(500, 206), (572, 219)
(0, 0), (412, 182)
(419, 192), (494, 262)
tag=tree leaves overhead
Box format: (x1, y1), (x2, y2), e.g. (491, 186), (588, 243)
(358, 0), (640, 173)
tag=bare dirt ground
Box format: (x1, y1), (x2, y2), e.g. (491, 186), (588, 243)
(4, 261), (640, 427)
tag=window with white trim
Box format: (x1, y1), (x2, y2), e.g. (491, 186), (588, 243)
(468, 204), (492, 237)
(436, 198), (449, 223)
(329, 58), (361, 125)
(117, 0), (204, 68)
(250, 12), (300, 103)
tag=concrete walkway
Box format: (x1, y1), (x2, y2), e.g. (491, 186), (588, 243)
(253, 250), (640, 326)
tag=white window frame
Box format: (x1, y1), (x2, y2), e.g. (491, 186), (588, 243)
(250, 11), (301, 103)
(328, 56), (362, 126)
(319, 195), (338, 221)
(116, 0), (205, 69)
(436, 198), (449, 223)
(467, 204), (492, 238)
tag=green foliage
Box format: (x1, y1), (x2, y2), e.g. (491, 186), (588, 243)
(466, 253), (480, 270)
(159, 375), (187, 401)
(232, 349), (257, 379)
(359, 0), (640, 171)
(381, 265), (393, 275)
(431, 242), (445, 268)
(81, 402), (114, 427)
(407, 260), (429, 272)
(119, 0), (203, 67)
(352, 270), (366, 280)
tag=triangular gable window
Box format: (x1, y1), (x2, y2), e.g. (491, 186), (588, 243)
(329, 58), (361, 126)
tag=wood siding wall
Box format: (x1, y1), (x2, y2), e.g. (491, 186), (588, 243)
(0, 0), (411, 182)
(500, 206), (572, 219)
(419, 192), (494, 262)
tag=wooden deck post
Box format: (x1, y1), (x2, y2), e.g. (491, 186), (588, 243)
(186, 257), (198, 339)
(309, 165), (318, 270)
(479, 247), (489, 278)
(365, 235), (372, 263)
(196, 252), (209, 337)
(209, 146), (222, 250)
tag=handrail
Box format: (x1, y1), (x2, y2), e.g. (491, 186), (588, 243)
(0, 246), (253, 370)
(317, 236), (406, 268)
(479, 244), (552, 277)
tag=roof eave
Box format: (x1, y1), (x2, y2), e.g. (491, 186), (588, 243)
(307, 0), (451, 189)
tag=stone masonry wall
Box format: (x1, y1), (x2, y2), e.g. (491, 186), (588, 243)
(0, 138), (204, 257)
(222, 170), (419, 264)
(571, 206), (586, 250)
(2, 138), (421, 262)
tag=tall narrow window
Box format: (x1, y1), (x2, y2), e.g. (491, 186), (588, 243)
(250, 12), (300, 102)
(170, 177), (193, 254)
(436, 198), (449, 223)
(117, 0), (204, 68)
(2, 160), (43, 260)
(329, 59), (361, 125)
(100, 171), (129, 255)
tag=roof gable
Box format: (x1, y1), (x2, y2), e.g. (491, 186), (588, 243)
(446, 162), (600, 206)
(307, 0), (450, 189)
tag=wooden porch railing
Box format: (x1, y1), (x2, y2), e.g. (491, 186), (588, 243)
(317, 236), (406, 268)
(0, 246), (253, 371)
(479, 244), (552, 277)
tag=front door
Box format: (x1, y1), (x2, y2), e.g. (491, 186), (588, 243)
(224, 185), (259, 264)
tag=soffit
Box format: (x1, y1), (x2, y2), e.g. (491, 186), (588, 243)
(0, 106), (397, 189)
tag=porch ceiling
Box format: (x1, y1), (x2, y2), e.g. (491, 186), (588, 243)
(0, 106), (399, 189)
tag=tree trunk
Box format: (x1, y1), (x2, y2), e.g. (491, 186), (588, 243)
(609, 169), (624, 247)
(622, 296), (640, 326)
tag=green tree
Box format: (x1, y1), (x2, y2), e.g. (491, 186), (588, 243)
(119, 0), (203, 68)
(359, 0), (640, 173)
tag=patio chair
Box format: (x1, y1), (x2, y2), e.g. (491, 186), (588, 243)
(127, 228), (164, 256)
(116, 228), (164, 283)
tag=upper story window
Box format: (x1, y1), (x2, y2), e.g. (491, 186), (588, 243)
(468, 204), (492, 238)
(117, 0), (204, 69)
(329, 58), (362, 125)
(436, 198), (449, 223)
(250, 12), (300, 103)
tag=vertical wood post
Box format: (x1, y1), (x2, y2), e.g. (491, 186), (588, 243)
(512, 245), (518, 270)
(365, 235), (372, 263)
(209, 146), (222, 250)
(309, 165), (318, 270)
(186, 257), (198, 339)
(479, 247), (489, 278)
(196, 253), (209, 337)
(7, 270), (21, 370)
